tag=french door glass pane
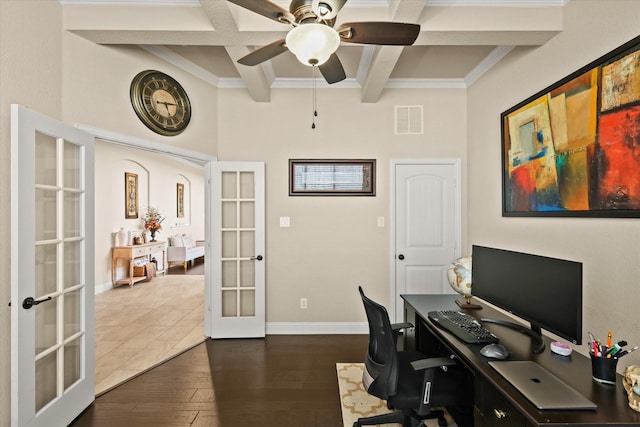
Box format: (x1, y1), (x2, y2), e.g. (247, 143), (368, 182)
(239, 172), (254, 198)
(239, 260), (254, 287)
(221, 260), (237, 289)
(222, 201), (236, 228)
(221, 231), (237, 258)
(64, 241), (81, 289)
(64, 192), (81, 238)
(35, 244), (57, 296)
(222, 291), (236, 317)
(239, 231), (254, 258)
(35, 295), (57, 353)
(63, 141), (80, 189)
(240, 290), (255, 316)
(35, 352), (57, 412)
(64, 338), (81, 389)
(239, 201), (254, 227)
(35, 188), (57, 241)
(221, 172), (236, 198)
(64, 290), (81, 339)
(35, 132), (56, 186)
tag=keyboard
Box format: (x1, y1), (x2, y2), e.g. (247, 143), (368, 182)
(427, 310), (498, 344)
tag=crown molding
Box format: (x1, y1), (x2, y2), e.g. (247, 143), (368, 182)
(59, 0), (569, 5)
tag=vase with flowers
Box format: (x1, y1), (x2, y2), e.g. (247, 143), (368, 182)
(142, 206), (164, 242)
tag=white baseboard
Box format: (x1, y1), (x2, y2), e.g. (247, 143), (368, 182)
(266, 322), (368, 335)
(95, 281), (113, 295)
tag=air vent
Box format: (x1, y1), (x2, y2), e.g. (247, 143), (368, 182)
(395, 106), (423, 135)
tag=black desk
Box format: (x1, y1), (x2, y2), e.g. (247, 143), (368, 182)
(402, 294), (640, 427)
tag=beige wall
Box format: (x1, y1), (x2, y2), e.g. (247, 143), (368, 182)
(94, 141), (205, 288)
(218, 87), (468, 320)
(61, 32), (219, 156)
(1, 1), (64, 425)
(467, 0), (640, 369)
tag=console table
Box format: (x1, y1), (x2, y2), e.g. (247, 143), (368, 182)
(111, 241), (166, 288)
(402, 294), (640, 427)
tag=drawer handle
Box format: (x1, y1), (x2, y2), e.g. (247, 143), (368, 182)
(493, 409), (507, 419)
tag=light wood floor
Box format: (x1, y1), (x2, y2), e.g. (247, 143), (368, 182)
(95, 268), (205, 394)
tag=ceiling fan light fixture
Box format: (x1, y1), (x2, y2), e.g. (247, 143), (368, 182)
(285, 23), (340, 66)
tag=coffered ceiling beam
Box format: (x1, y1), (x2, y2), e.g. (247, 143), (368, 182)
(199, 0), (272, 101)
(359, 0), (424, 102)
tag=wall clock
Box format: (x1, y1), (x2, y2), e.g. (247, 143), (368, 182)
(130, 70), (191, 136)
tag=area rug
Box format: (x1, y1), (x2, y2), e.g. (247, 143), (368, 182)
(337, 363), (457, 427)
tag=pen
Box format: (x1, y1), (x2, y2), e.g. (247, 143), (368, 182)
(617, 346), (638, 358)
(607, 331), (612, 348)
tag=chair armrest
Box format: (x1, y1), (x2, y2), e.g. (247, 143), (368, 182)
(410, 357), (457, 371)
(391, 322), (413, 332)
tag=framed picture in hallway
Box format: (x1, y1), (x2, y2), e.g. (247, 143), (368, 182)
(177, 183), (184, 218)
(125, 172), (138, 219)
(502, 34), (640, 217)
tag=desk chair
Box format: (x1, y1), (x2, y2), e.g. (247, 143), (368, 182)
(356, 287), (472, 427)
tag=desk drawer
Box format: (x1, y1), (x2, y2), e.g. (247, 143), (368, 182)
(475, 377), (527, 427)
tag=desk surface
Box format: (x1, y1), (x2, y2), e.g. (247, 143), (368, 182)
(402, 294), (640, 426)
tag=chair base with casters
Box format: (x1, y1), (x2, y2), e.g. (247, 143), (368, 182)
(356, 286), (473, 427)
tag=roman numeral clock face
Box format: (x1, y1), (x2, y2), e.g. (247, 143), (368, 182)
(130, 70), (191, 136)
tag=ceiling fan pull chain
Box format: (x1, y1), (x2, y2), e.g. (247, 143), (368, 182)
(312, 65), (318, 129)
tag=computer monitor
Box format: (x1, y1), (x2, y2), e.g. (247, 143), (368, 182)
(471, 245), (583, 353)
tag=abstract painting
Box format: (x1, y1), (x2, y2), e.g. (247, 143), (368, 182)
(502, 35), (640, 217)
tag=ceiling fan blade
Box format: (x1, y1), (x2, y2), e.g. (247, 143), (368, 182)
(227, 0), (295, 24)
(238, 39), (289, 66)
(337, 22), (420, 45)
(318, 53), (346, 84)
(312, 0), (348, 20)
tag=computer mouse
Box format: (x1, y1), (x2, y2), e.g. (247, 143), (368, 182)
(480, 343), (509, 359)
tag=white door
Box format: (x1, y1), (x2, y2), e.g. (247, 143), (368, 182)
(210, 162), (265, 338)
(10, 105), (95, 426)
(392, 160), (461, 322)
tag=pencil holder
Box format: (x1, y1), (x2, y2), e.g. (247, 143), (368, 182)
(591, 354), (618, 385)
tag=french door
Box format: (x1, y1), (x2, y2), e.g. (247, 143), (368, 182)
(210, 162), (265, 338)
(10, 105), (95, 426)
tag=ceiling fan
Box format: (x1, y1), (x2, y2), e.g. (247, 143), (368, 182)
(228, 0), (421, 84)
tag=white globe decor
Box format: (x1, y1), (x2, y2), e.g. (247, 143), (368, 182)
(447, 256), (481, 309)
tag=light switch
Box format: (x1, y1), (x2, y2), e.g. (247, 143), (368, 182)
(377, 216), (385, 227)
(279, 216), (290, 227)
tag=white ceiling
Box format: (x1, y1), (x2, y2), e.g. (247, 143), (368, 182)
(59, 0), (570, 102)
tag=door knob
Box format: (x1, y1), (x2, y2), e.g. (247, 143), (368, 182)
(398, 254), (405, 260)
(251, 255), (264, 261)
(22, 296), (52, 310)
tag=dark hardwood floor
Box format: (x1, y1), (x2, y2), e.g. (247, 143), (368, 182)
(71, 334), (369, 426)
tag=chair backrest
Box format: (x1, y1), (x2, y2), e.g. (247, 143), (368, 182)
(358, 286), (399, 400)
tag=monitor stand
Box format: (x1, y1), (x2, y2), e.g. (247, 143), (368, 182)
(480, 317), (546, 353)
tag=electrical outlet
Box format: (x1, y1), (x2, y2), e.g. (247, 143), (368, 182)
(300, 298), (308, 309)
